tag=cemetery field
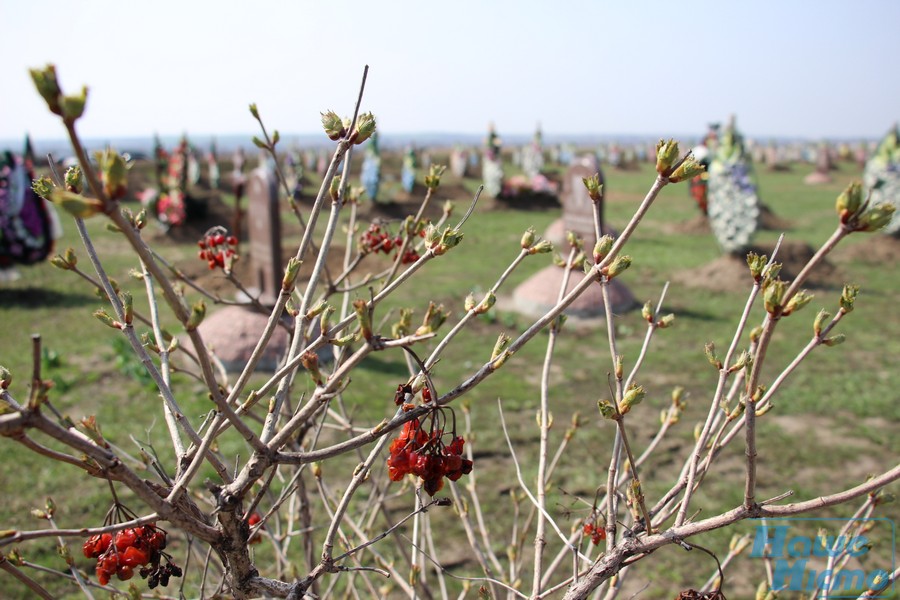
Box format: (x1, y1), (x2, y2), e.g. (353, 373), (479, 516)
(1, 158), (898, 598)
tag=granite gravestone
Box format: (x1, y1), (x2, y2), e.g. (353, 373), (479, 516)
(246, 167), (282, 305)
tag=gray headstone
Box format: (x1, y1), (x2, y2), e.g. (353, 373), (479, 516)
(560, 157), (604, 247)
(246, 167), (282, 305)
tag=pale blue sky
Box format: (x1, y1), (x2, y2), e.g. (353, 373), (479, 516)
(2, 0), (898, 142)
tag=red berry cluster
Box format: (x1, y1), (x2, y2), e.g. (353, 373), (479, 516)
(387, 417), (473, 496)
(247, 512), (264, 545)
(582, 522), (607, 545)
(83, 524), (181, 588)
(197, 229), (239, 270)
(360, 223), (420, 264)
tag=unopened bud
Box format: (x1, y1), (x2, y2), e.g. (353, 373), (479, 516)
(705, 342), (722, 369)
(252, 136), (267, 149)
(61, 86), (88, 123)
(668, 156), (706, 183)
(530, 239), (553, 254)
(93, 309), (120, 329)
(329, 174), (342, 202)
(432, 227), (464, 256)
(248, 103), (260, 119)
(813, 309), (831, 336)
(597, 399), (616, 420)
(32, 177), (54, 200)
(521, 227), (536, 249)
(749, 325), (763, 343)
(619, 384), (645, 414)
(822, 333), (845, 347)
(641, 301), (654, 322)
(656, 313), (675, 328)
(354, 299), (373, 341)
(305, 299), (328, 319)
(491, 333), (510, 361)
(321, 110), (346, 141)
(50, 190), (103, 218)
(728, 350), (752, 373)
(352, 112), (377, 145)
(119, 291), (133, 325)
(764, 279), (786, 314)
(746, 252), (767, 282)
(615, 354), (623, 380)
(604, 255), (632, 279)
(415, 301), (449, 335)
(424, 164), (446, 190)
(656, 139), (680, 176)
(582, 173), (603, 201)
(186, 300), (206, 331)
(391, 308), (413, 339)
(593, 234), (615, 263)
(783, 289), (814, 316)
(0, 366), (11, 390)
(855, 203), (896, 232)
(464, 293), (476, 312)
(300, 350), (323, 386)
(283, 257), (302, 290)
(95, 149), (129, 201)
(319, 304), (335, 335)
(835, 181), (863, 222)
(840, 284), (859, 313)
(29, 64), (63, 116)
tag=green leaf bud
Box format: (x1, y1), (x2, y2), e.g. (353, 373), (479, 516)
(656, 313), (675, 328)
(32, 177), (54, 200)
(835, 181), (863, 222)
(29, 64), (63, 116)
(352, 112), (377, 145)
(604, 255), (632, 279)
(491, 333), (510, 361)
(593, 234), (615, 263)
(619, 384), (646, 414)
(764, 279), (786, 314)
(641, 300), (654, 323)
(50, 190), (103, 218)
(582, 173), (603, 201)
(529, 239), (553, 254)
(840, 284), (860, 313)
(855, 203), (896, 232)
(705, 341), (722, 369)
(783, 289), (814, 316)
(61, 86), (88, 123)
(320, 110), (346, 140)
(424, 164), (446, 190)
(668, 156), (706, 183)
(746, 252), (768, 282)
(655, 139), (680, 176)
(822, 333), (846, 347)
(186, 300), (206, 331)
(597, 399), (617, 420)
(520, 227), (536, 249)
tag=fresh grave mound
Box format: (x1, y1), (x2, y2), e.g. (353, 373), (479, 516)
(667, 205), (791, 237)
(836, 234), (900, 264)
(674, 240), (843, 293)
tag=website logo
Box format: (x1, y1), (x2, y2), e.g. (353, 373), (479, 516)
(749, 518), (895, 598)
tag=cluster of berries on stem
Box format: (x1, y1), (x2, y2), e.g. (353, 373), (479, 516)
(82, 503), (181, 588)
(387, 383), (473, 495)
(360, 223), (421, 265)
(582, 520), (607, 546)
(197, 227), (239, 271)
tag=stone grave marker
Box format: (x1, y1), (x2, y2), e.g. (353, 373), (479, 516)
(246, 166), (282, 305)
(560, 156), (604, 247)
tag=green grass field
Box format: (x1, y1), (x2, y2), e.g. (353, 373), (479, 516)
(1, 154), (897, 598)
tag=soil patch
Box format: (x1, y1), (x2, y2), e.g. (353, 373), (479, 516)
(837, 234), (900, 263)
(674, 239), (843, 293)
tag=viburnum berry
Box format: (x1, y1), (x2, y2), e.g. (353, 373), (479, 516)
(583, 522), (606, 545)
(247, 512), (264, 545)
(197, 227), (239, 272)
(385, 389), (474, 495)
(85, 514), (181, 590)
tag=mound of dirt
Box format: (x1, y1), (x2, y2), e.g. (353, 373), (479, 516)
(837, 234), (900, 264)
(667, 215), (711, 235)
(675, 239), (843, 293)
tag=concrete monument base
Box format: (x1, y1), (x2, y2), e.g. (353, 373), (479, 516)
(195, 305), (289, 372)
